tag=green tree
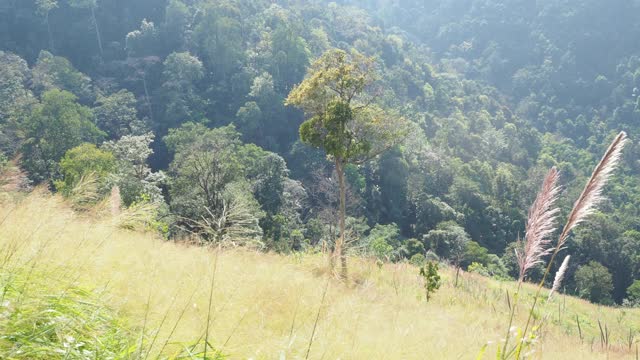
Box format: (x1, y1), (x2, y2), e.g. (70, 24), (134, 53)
(67, 0), (104, 59)
(242, 148), (293, 246)
(0, 52), (31, 120)
(405, 238), (425, 258)
(270, 24), (310, 92)
(0, 52), (35, 157)
(370, 236), (394, 262)
(424, 221), (470, 262)
(163, 0), (191, 52)
(410, 253), (426, 266)
(235, 101), (262, 139)
(462, 241), (491, 269)
(55, 143), (115, 195)
(165, 123), (283, 242)
(21, 89), (104, 182)
(573, 216), (640, 303)
(93, 90), (141, 139)
(575, 261), (614, 304)
(165, 121), (297, 245)
(160, 51), (205, 131)
(286, 49), (410, 279)
(102, 132), (165, 205)
(625, 280), (640, 307)
(194, 1), (243, 81)
(240, 71), (294, 151)
(126, 19), (159, 57)
(424, 221), (470, 285)
(366, 223), (401, 261)
(379, 148), (410, 225)
(165, 123), (244, 224)
(31, 51), (93, 102)
(35, 0), (58, 52)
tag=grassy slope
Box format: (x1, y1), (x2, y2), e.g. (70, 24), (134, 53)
(0, 191), (638, 359)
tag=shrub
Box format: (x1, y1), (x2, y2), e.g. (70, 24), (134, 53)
(419, 262), (441, 301)
(462, 241), (490, 268)
(575, 261), (614, 305)
(486, 254), (510, 280)
(405, 238), (425, 258)
(370, 236), (394, 261)
(467, 262), (489, 276)
(410, 253), (426, 266)
(367, 223), (402, 250)
(55, 143), (115, 196)
(623, 280), (640, 307)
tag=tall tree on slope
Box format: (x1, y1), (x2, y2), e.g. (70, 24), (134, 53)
(286, 49), (410, 279)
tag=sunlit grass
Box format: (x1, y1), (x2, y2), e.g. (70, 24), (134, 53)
(0, 190), (638, 359)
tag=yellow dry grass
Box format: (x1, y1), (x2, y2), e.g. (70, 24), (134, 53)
(0, 190), (638, 359)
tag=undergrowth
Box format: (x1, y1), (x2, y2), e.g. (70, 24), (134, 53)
(0, 269), (136, 359)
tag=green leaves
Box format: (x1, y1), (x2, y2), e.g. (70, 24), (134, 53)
(55, 143), (115, 196)
(285, 49), (376, 115)
(194, 1), (243, 80)
(163, 52), (204, 84)
(419, 262), (441, 301)
(165, 123), (292, 245)
(290, 49), (409, 165)
(32, 51), (93, 101)
(575, 261), (615, 304)
(93, 90), (140, 139)
(102, 132), (165, 206)
(300, 100), (356, 159)
(0, 270), (137, 359)
(21, 89), (104, 182)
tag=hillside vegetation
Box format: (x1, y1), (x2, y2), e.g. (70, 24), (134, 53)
(0, 191), (638, 359)
(3, 0), (640, 358)
(2, 0), (640, 307)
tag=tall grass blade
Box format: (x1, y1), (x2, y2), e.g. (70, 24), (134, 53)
(306, 277), (330, 360)
(204, 245), (221, 359)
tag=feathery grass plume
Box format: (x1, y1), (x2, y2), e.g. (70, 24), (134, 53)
(516, 167), (560, 282)
(548, 255), (570, 300)
(68, 172), (100, 209)
(556, 131), (627, 250)
(116, 200), (158, 231)
(518, 131), (628, 355)
(109, 185), (122, 217)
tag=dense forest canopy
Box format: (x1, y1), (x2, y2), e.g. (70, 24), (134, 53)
(1, 0), (640, 306)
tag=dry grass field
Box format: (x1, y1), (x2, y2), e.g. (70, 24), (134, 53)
(0, 190), (638, 359)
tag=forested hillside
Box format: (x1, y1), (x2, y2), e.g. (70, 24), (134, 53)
(1, 0), (640, 307)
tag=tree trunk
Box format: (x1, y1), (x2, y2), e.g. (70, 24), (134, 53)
(335, 159), (347, 280)
(142, 73), (154, 123)
(90, 6), (103, 60)
(46, 12), (55, 53)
